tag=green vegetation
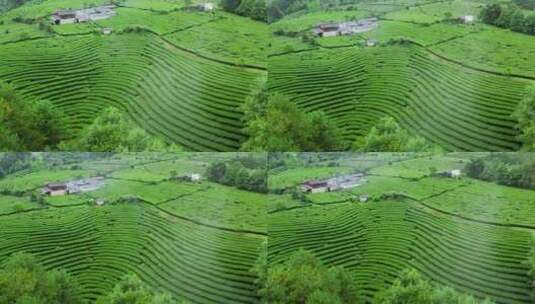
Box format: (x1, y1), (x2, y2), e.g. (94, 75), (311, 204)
(242, 93), (343, 151)
(0, 252), (84, 304)
(206, 156), (267, 193)
(0, 81), (69, 151)
(353, 116), (442, 152)
(269, 0), (535, 151)
(464, 153), (535, 189)
(62, 107), (179, 152)
(0, 153), (266, 303)
(221, 0), (266, 22)
(480, 3), (535, 35)
(257, 249), (358, 304)
(0, 0), (267, 151)
(513, 84), (535, 151)
(267, 153), (534, 303)
(270, 45), (527, 151)
(96, 273), (184, 304)
(376, 269), (494, 304)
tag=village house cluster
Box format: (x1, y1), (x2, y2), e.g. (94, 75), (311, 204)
(313, 18), (378, 37)
(51, 5), (116, 25)
(41, 177), (105, 196)
(300, 173), (366, 193)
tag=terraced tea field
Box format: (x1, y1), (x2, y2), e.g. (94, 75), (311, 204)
(269, 45), (529, 151)
(0, 0), (267, 151)
(267, 153), (535, 303)
(269, 0), (535, 151)
(0, 203), (264, 303)
(0, 153), (268, 303)
(268, 201), (533, 303)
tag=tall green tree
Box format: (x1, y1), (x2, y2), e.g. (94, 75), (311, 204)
(510, 10), (525, 32)
(242, 93), (343, 151)
(0, 252), (84, 304)
(353, 116), (442, 152)
(257, 249), (358, 303)
(63, 107), (181, 152)
(479, 4), (502, 25)
(375, 269), (495, 304)
(512, 84), (535, 151)
(96, 273), (185, 304)
(0, 81), (69, 151)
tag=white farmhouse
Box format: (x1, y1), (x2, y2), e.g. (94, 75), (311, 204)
(450, 169), (462, 178)
(462, 15), (474, 23)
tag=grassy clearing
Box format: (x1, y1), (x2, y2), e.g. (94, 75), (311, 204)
(159, 183), (267, 232)
(270, 10), (371, 32)
(0, 195), (38, 214)
(120, 0), (187, 11)
(165, 12), (268, 67)
(431, 27), (535, 77)
(0, 169), (93, 192)
(424, 179), (535, 226)
(384, 0), (483, 24)
(96, 7), (215, 34)
(268, 166), (356, 190)
(361, 20), (482, 46)
(368, 155), (466, 179)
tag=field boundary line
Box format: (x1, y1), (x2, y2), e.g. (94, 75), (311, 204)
(153, 32), (267, 71)
(140, 198), (268, 236)
(415, 198), (535, 230)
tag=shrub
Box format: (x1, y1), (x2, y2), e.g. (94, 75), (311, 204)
(255, 249), (358, 303)
(0, 252), (84, 303)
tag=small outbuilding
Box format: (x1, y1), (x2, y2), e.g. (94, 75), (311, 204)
(102, 28), (112, 35)
(51, 10), (77, 25)
(359, 194), (369, 203)
(461, 15), (474, 23)
(366, 39), (378, 47)
(301, 181), (329, 193)
(42, 183), (68, 196)
(450, 169), (462, 178)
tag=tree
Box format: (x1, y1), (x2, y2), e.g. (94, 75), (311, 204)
(353, 116), (442, 152)
(63, 107), (181, 152)
(512, 84), (535, 151)
(510, 10), (525, 32)
(0, 81), (69, 151)
(0, 252), (84, 304)
(242, 93), (344, 151)
(375, 269), (495, 304)
(96, 273), (186, 304)
(257, 249), (358, 303)
(524, 14), (535, 34)
(465, 158), (485, 177)
(479, 4), (502, 25)
(495, 6), (515, 28)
